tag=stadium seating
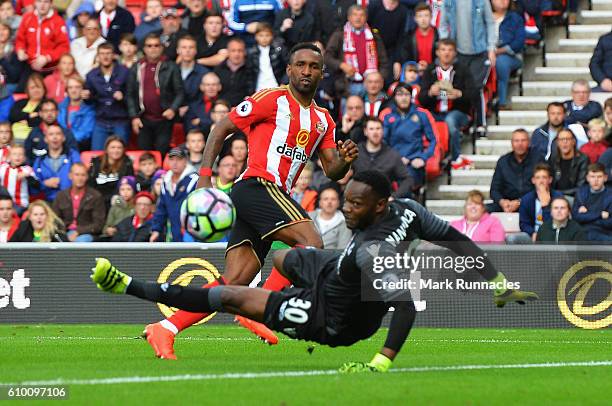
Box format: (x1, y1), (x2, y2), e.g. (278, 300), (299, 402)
(491, 212), (521, 234)
(170, 124), (186, 148)
(540, 0), (570, 66)
(79, 150), (104, 168)
(426, 0), (608, 224)
(424, 121), (449, 181)
(3, 0), (607, 245)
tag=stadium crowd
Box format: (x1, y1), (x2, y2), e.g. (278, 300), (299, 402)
(0, 0), (609, 244)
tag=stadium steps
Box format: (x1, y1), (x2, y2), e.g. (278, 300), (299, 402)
(475, 139), (511, 155)
(462, 155), (501, 169)
(544, 52), (592, 67)
(430, 2), (604, 209)
(435, 185), (490, 200)
(497, 110), (547, 126)
(592, 0), (612, 10)
(557, 38), (599, 52)
(510, 96), (566, 110)
(533, 66), (592, 81)
(568, 24), (611, 39)
(427, 199), (468, 215)
(485, 125), (536, 139)
(449, 169), (494, 185)
(522, 81), (597, 96)
(580, 10), (612, 24)
(427, 199), (493, 216)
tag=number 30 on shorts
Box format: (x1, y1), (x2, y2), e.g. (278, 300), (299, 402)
(282, 297), (311, 324)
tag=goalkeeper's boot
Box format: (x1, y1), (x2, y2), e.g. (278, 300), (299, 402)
(339, 362), (381, 373)
(234, 315), (279, 345)
(91, 258), (131, 294)
(494, 289), (539, 308)
(142, 323), (177, 360)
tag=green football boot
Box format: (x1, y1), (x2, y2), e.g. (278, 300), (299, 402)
(91, 258), (131, 294)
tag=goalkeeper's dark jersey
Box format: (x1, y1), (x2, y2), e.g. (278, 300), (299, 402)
(320, 199), (450, 344)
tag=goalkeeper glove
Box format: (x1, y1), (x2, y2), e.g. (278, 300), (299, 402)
(490, 272), (539, 307)
(339, 353), (392, 373)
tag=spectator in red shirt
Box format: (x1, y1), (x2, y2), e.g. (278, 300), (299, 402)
(44, 53), (78, 104)
(127, 32), (185, 156)
(14, 0), (69, 73)
(395, 3), (438, 79)
(580, 119), (609, 164)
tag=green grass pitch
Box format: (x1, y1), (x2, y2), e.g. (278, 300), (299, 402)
(1, 324), (611, 405)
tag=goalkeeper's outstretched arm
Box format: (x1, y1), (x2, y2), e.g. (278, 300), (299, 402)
(380, 300), (417, 360)
(340, 300), (416, 373)
(435, 226), (500, 281)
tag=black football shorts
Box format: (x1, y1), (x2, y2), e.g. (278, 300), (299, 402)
(262, 248), (340, 344)
(226, 177), (311, 265)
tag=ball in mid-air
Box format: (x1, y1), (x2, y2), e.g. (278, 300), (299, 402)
(180, 188), (236, 242)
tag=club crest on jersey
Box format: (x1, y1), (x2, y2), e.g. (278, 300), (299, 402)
(236, 100), (253, 117)
(315, 121), (326, 135)
(296, 129), (310, 148)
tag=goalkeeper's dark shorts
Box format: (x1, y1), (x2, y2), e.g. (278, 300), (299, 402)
(226, 177), (311, 266)
(262, 248), (339, 344)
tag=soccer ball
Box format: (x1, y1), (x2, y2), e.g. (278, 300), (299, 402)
(180, 188), (236, 242)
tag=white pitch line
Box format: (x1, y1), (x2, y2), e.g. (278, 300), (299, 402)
(413, 338), (612, 345)
(2, 361), (612, 387)
(1, 336), (612, 345)
(0, 336), (259, 342)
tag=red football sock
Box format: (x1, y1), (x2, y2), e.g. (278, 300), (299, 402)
(262, 267), (291, 291)
(166, 277), (226, 332)
(262, 244), (307, 291)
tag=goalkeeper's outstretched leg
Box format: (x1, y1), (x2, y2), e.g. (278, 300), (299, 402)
(92, 258), (272, 323)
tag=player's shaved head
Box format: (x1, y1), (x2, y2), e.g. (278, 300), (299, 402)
(352, 170), (392, 200)
(288, 42), (323, 64)
(343, 170), (391, 230)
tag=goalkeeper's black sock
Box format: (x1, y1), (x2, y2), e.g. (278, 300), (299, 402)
(126, 280), (225, 313)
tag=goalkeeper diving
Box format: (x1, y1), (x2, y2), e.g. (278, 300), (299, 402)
(91, 170), (538, 372)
